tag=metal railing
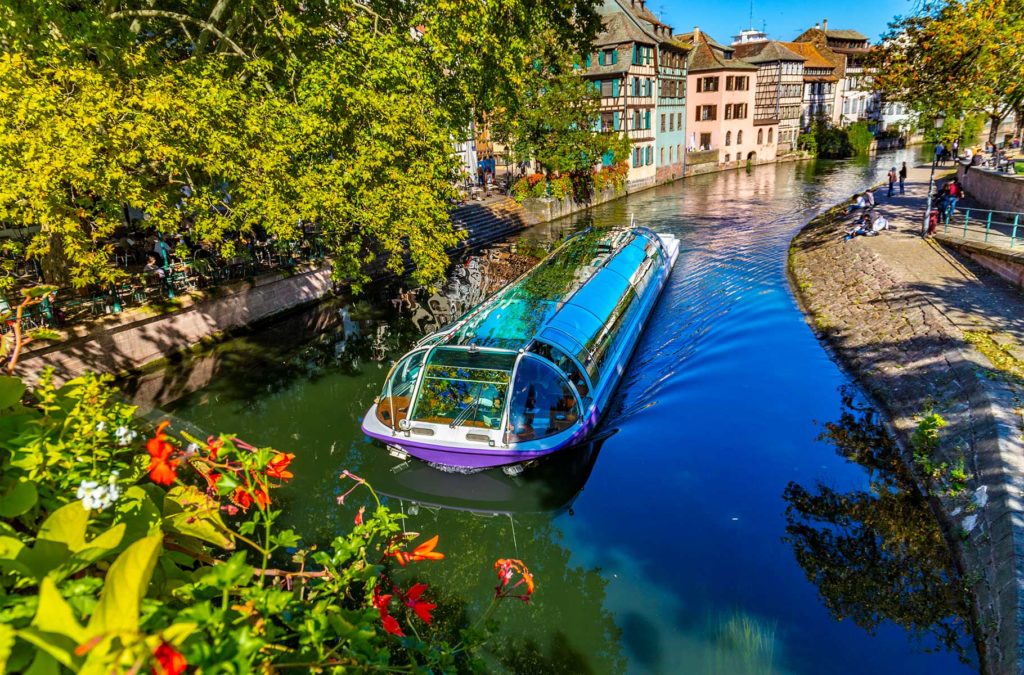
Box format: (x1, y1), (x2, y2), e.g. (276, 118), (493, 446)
(940, 205), (1024, 249)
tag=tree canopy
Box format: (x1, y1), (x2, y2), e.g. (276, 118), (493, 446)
(869, 0), (1024, 144)
(0, 1), (603, 289)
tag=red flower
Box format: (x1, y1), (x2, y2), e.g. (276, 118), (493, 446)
(402, 582), (437, 625)
(231, 485), (270, 511)
(147, 421), (179, 486)
(266, 452), (295, 481)
(373, 589), (405, 637)
(354, 505), (365, 526)
(206, 435), (223, 460)
(389, 535), (445, 567)
(494, 558), (535, 602)
(152, 642), (186, 675)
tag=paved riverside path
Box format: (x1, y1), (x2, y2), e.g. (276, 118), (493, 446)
(790, 162), (1024, 675)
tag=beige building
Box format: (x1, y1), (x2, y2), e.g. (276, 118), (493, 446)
(733, 40), (804, 154)
(676, 28), (760, 168)
(583, 10), (659, 189)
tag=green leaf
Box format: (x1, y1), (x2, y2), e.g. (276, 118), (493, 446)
(21, 285), (58, 299)
(16, 577), (87, 669)
(37, 501), (89, 552)
(23, 650), (59, 675)
(163, 485), (235, 550)
(0, 479), (37, 518)
(114, 485), (162, 545)
(0, 622), (13, 672)
(87, 535), (161, 635)
(0, 375), (25, 409)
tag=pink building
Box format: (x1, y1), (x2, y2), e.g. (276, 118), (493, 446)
(676, 28), (760, 169)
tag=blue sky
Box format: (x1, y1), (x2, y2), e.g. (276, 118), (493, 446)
(650, 0), (915, 44)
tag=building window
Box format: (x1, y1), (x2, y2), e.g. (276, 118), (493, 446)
(725, 76), (749, 91)
(725, 131), (731, 146)
(661, 114), (666, 132)
(677, 143), (682, 160)
(660, 147), (665, 165)
(758, 129), (763, 144)
(768, 128), (773, 143)
(601, 112), (615, 132)
(669, 114), (674, 132)
(677, 112), (682, 129)
(669, 145), (673, 162)
(696, 76), (719, 93)
(644, 110), (651, 130)
(737, 130), (743, 144)
(696, 105), (717, 121)
(725, 153), (731, 162)
(699, 133), (711, 150)
(645, 146), (652, 165)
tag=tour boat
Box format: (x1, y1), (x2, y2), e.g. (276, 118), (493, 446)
(361, 225), (679, 469)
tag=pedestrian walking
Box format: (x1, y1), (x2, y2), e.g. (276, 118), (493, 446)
(887, 167), (897, 197)
(898, 162), (907, 195)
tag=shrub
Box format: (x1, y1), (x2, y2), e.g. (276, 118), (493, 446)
(797, 133), (817, 155)
(847, 122), (874, 156)
(0, 312), (536, 672)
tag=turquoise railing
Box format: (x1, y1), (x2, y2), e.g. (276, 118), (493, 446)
(942, 205), (1024, 248)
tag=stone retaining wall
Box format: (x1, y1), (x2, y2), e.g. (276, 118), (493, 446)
(17, 263), (333, 385)
(958, 165), (1024, 214)
(937, 237), (1024, 289)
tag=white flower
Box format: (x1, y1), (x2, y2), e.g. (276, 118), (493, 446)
(76, 475), (121, 512)
(186, 442), (200, 454)
(96, 421), (106, 432)
(114, 426), (137, 447)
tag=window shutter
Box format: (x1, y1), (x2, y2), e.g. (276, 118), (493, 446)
(612, 79), (620, 98)
(632, 45), (638, 65)
(585, 53), (591, 68)
(645, 110), (651, 129)
(611, 49), (618, 65)
(613, 111), (620, 129)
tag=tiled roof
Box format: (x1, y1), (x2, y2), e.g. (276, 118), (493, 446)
(679, 31), (757, 72)
(779, 41), (835, 70)
(595, 12), (656, 47)
(674, 31), (728, 51)
(826, 29), (868, 41)
(733, 40), (806, 64)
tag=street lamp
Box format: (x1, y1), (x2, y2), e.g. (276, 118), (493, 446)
(922, 112), (947, 237)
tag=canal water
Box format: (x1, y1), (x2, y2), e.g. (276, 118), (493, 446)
(133, 151), (979, 674)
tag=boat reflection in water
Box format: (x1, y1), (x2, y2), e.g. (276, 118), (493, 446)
(361, 226), (679, 469)
(362, 435), (609, 516)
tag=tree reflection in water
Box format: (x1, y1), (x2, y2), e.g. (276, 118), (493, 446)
(782, 388), (977, 665)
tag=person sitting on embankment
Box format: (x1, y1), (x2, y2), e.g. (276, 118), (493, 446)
(845, 211), (889, 241)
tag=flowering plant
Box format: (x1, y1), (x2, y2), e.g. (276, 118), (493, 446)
(0, 368), (536, 673)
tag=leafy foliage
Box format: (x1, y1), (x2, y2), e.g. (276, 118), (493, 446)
(847, 122), (874, 156)
(0, 0), (604, 290)
(870, 0), (1024, 143)
(0, 370), (536, 672)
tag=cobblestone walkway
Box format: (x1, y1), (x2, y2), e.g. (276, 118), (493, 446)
(790, 163), (1024, 674)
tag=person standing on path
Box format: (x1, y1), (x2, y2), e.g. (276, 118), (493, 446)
(887, 167), (897, 197)
(898, 162), (907, 194)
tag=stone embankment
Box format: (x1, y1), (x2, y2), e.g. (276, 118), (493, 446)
(789, 166), (1024, 675)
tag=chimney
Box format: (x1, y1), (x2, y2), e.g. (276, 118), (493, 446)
(823, 18), (828, 32)
(694, 26), (700, 42)
(814, 22), (820, 30)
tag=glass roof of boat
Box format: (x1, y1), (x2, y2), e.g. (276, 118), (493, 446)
(442, 227), (665, 351)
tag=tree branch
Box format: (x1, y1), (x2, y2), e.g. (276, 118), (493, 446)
(108, 9), (249, 59)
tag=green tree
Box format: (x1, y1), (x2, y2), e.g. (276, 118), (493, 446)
(490, 53), (630, 188)
(0, 1), (603, 289)
(870, 0), (1024, 146)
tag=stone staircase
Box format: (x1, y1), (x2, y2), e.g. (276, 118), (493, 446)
(365, 197), (533, 281)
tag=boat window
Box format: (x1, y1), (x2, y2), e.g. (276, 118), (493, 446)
(410, 348), (516, 430)
(528, 341), (591, 398)
(590, 285), (641, 377)
(376, 349), (426, 428)
(507, 356), (581, 443)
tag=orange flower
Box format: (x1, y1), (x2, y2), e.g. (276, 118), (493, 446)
(152, 642), (186, 675)
(147, 421), (179, 486)
(231, 485), (270, 511)
(389, 534), (445, 567)
(266, 452), (295, 481)
(494, 558), (535, 602)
